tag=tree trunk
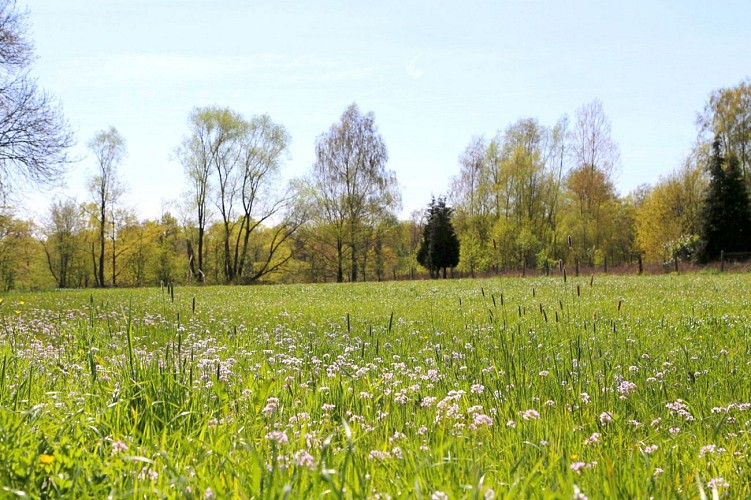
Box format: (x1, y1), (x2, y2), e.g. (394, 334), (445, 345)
(336, 238), (344, 283)
(197, 227), (204, 282)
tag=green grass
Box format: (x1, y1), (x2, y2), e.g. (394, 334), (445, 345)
(0, 273), (750, 498)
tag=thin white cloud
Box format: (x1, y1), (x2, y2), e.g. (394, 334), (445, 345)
(53, 53), (373, 88)
(406, 53), (424, 80)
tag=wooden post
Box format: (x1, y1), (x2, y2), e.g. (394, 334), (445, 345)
(637, 255), (643, 275)
(674, 255), (678, 273)
(575, 257), (579, 277)
(604, 257), (608, 274)
(721, 250), (725, 272)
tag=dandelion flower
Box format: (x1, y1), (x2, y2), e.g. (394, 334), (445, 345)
(39, 454), (54, 465)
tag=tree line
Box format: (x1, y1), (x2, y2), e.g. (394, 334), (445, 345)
(0, 1), (749, 289)
(1, 79), (745, 290)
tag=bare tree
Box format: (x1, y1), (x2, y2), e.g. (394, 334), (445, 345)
(568, 100), (620, 257)
(87, 127), (125, 287)
(0, 0), (73, 200)
(232, 114), (293, 281)
(311, 103), (399, 282)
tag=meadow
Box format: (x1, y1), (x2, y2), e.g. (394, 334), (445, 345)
(0, 273), (750, 498)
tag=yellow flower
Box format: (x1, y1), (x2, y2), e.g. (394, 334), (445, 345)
(40, 454), (54, 465)
(18, 300), (24, 305)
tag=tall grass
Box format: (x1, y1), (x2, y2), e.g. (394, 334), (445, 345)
(0, 274), (749, 498)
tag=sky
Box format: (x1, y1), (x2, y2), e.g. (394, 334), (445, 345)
(20, 0), (751, 222)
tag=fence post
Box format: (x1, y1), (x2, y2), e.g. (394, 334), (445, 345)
(575, 257), (579, 277)
(637, 255), (643, 275)
(604, 257), (608, 274)
(674, 255), (678, 273)
(720, 250), (725, 272)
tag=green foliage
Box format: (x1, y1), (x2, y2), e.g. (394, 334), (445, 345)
(416, 197), (460, 278)
(698, 141), (751, 262)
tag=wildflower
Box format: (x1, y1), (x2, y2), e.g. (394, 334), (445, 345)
(585, 432), (600, 445)
(707, 477), (729, 489)
(40, 454), (54, 465)
(368, 450), (391, 460)
(483, 488), (495, 499)
(570, 461), (589, 473)
(294, 450), (315, 469)
(599, 412), (613, 425)
(262, 397), (279, 416)
(520, 409), (539, 420)
(579, 393), (590, 404)
(573, 484), (588, 500)
(644, 444), (658, 454)
(669, 427), (681, 435)
(432, 492), (449, 500)
(617, 380), (637, 398)
(473, 413), (493, 428)
(265, 431), (288, 444)
(111, 441), (128, 455)
(653, 468), (664, 477)
(506, 420), (516, 428)
(471, 383), (485, 394)
(138, 467), (159, 481)
(700, 444), (716, 457)
(538, 370), (549, 377)
(204, 487), (215, 499)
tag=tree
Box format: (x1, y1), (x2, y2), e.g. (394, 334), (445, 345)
(87, 127), (125, 287)
(566, 100), (620, 264)
(231, 114), (298, 282)
(311, 103), (399, 282)
(698, 80), (751, 184)
(417, 197), (460, 278)
(451, 117), (569, 274)
(42, 198), (83, 288)
(698, 140), (751, 262)
(178, 107), (303, 284)
(635, 160), (706, 263)
(0, 0), (73, 200)
(176, 108), (215, 281)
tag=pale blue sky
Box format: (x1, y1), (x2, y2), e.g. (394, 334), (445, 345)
(24, 0), (751, 221)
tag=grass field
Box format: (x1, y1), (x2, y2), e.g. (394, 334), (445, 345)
(0, 273), (750, 498)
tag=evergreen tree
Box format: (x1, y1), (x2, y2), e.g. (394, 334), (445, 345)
(417, 197), (460, 278)
(699, 140), (751, 262)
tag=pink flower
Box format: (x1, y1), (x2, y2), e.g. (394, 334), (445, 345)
(473, 413), (493, 427)
(707, 477), (729, 489)
(294, 450), (315, 469)
(521, 409), (540, 420)
(265, 431), (288, 444)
